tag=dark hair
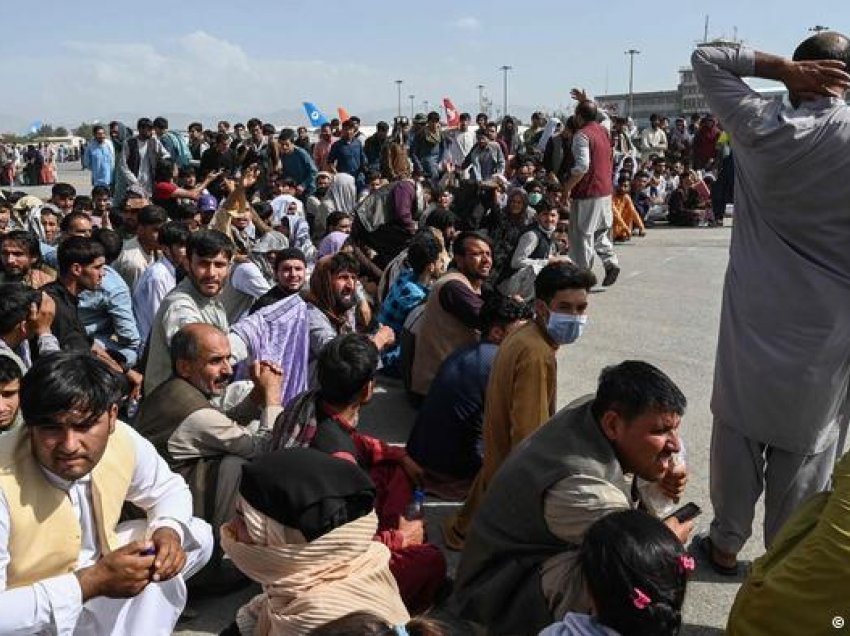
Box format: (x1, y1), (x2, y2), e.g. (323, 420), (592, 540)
(581, 510), (688, 636)
(188, 122), (203, 134)
(213, 132), (228, 146)
(21, 352), (124, 428)
(460, 112), (471, 122)
(425, 209), (457, 233)
(138, 204), (169, 227)
(91, 184), (111, 199)
(575, 100), (598, 123)
(376, 121), (389, 132)
(0, 356), (22, 385)
(534, 262), (597, 302)
(278, 128), (296, 142)
(793, 31), (850, 66)
(153, 116), (168, 129)
(326, 211), (352, 230)
(1, 230), (41, 263)
(452, 231), (491, 256)
(591, 361), (687, 422)
(155, 160), (176, 184)
(366, 170), (382, 183)
(0, 283), (41, 334)
(407, 232), (442, 275)
(158, 221), (191, 248)
(274, 247), (307, 267)
(57, 236), (105, 276)
(73, 195), (93, 212)
(262, 123), (276, 135)
(317, 334), (378, 406)
(92, 124), (105, 135)
(92, 228), (123, 263)
(59, 211), (91, 234)
(247, 117), (262, 130)
(51, 183), (76, 199)
(137, 117), (153, 130)
(479, 294), (532, 336)
(311, 611), (447, 636)
(187, 229), (234, 260)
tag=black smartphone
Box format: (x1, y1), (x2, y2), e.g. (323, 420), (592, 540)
(666, 502), (702, 523)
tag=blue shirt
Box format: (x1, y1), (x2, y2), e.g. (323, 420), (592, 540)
(280, 146), (318, 195)
(406, 341), (498, 478)
(78, 265), (141, 366)
(83, 140), (115, 187)
(377, 269), (428, 370)
(328, 138), (368, 188)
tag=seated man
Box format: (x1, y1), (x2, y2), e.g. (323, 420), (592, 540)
(726, 450), (850, 635)
(79, 228), (142, 368)
(0, 352), (213, 634)
(0, 230), (55, 287)
(272, 334), (447, 612)
(406, 295), (529, 497)
(0, 357), (22, 433)
(612, 176), (646, 241)
(135, 323), (283, 530)
(249, 247), (307, 314)
(451, 361), (693, 635)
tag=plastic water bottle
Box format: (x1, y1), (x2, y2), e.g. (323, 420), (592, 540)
(404, 488), (426, 521)
(638, 442), (687, 519)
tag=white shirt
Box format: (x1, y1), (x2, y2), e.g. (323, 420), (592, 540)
(0, 425), (196, 635)
(112, 237), (156, 293)
(133, 256), (177, 347)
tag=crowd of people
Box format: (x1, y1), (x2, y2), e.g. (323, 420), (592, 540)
(0, 141), (78, 187)
(0, 29), (848, 636)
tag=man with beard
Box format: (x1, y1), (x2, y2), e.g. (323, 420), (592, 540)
(143, 229), (247, 394)
(135, 323), (283, 529)
(364, 121), (390, 171)
(304, 252), (394, 387)
(304, 172), (334, 238)
(132, 222), (191, 347)
(249, 247), (307, 314)
(0, 230), (54, 287)
(411, 232), (492, 399)
(312, 123), (335, 172)
(277, 128), (318, 196)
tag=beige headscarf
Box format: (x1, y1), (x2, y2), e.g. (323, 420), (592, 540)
(221, 497), (409, 635)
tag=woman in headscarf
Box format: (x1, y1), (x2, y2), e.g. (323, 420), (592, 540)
(272, 196), (317, 264)
(484, 187), (536, 287)
(221, 448), (410, 635)
(327, 172), (357, 214)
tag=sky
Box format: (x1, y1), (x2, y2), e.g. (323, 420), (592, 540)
(2, 0), (846, 131)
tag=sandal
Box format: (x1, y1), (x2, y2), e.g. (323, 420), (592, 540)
(694, 534), (740, 577)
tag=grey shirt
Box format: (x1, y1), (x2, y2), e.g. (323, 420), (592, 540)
(694, 44), (850, 453)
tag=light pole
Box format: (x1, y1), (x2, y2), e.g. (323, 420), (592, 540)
(423, 100), (429, 113)
(408, 94), (415, 120)
(625, 49), (640, 118)
(499, 65), (512, 119)
(477, 84), (485, 114)
(395, 80), (403, 118)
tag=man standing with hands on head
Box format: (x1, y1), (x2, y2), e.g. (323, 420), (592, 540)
(693, 32), (850, 575)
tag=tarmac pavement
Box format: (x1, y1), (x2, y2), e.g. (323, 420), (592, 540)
(19, 165), (751, 635)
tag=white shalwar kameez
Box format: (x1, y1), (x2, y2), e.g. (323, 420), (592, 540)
(0, 425), (213, 635)
(693, 44), (850, 554)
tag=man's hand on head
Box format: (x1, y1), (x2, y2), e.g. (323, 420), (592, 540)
(782, 58), (850, 99)
(27, 293), (55, 337)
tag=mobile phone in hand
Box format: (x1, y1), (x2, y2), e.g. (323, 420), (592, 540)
(666, 502), (702, 524)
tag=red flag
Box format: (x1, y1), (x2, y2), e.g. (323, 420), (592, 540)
(337, 107), (351, 123)
(443, 97), (460, 128)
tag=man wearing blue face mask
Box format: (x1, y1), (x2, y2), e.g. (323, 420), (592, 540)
(444, 262), (596, 549)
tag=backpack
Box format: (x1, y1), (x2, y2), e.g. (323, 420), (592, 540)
(353, 182), (397, 234)
(163, 131), (192, 169)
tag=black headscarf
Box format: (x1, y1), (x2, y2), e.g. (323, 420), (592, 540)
(239, 448), (376, 541)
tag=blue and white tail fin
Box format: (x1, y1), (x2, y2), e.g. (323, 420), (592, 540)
(303, 102), (330, 127)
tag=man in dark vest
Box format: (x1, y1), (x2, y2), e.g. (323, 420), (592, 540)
(118, 117), (170, 199)
(135, 323), (283, 530)
(451, 361), (693, 635)
(562, 89), (620, 286)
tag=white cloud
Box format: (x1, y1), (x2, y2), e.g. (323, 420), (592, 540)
(451, 17), (481, 31)
(2, 31), (390, 126)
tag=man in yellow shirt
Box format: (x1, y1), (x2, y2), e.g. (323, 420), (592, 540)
(444, 262), (597, 549)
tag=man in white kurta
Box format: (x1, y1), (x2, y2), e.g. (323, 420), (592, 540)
(0, 352), (214, 635)
(692, 34), (850, 568)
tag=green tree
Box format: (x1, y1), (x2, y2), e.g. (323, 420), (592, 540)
(74, 122), (95, 139)
(54, 126), (68, 136)
(35, 124), (55, 137)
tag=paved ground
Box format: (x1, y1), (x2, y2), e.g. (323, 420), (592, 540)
(25, 166), (750, 635)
